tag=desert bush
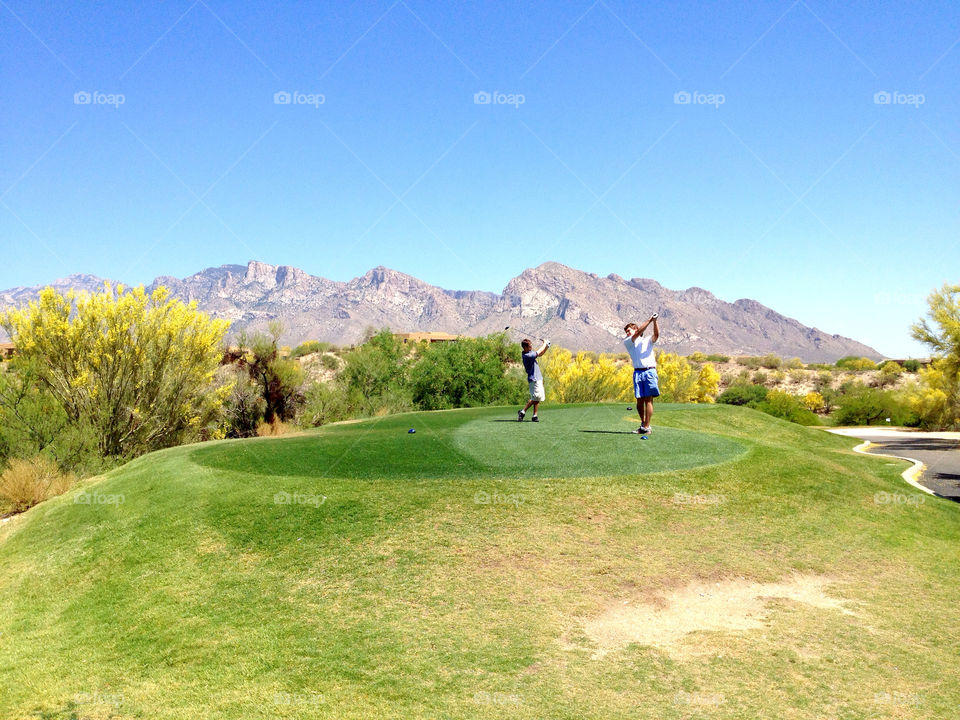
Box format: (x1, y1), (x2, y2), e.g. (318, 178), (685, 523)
(706, 354), (730, 363)
(903, 359), (920, 373)
(410, 335), (522, 410)
(320, 354), (340, 371)
(770, 370), (786, 386)
(785, 357), (805, 370)
(739, 356), (762, 369)
(905, 359), (960, 429)
(717, 384), (768, 407)
(751, 370), (767, 385)
(813, 370), (834, 392)
(0, 456), (74, 514)
(299, 383), (351, 427)
(836, 356), (878, 371)
(759, 390), (820, 425)
(256, 419), (294, 437)
(542, 348), (626, 403)
(802, 391), (826, 413)
(291, 340), (331, 359)
(788, 368), (807, 384)
(1, 284), (228, 460)
(876, 361), (903, 388)
(760, 354), (782, 369)
(218, 366), (266, 438)
(832, 384), (917, 426)
(688, 352), (707, 363)
(735, 369), (752, 385)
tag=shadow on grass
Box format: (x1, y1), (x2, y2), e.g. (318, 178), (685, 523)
(580, 430), (638, 435)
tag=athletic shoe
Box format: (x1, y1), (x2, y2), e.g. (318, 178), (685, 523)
(531, 416), (539, 422)
(640, 426), (651, 434)
(517, 410), (525, 422)
(632, 427), (644, 434)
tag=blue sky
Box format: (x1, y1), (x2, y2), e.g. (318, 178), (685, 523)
(1, 0), (957, 357)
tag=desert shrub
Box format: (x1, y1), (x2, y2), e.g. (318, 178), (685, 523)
(0, 284), (228, 460)
(832, 385), (917, 426)
(688, 351), (707, 363)
(759, 390), (820, 425)
(231, 323), (306, 425)
(905, 359), (960, 429)
(717, 384), (769, 406)
(770, 370), (786, 386)
(806, 363), (833, 371)
(836, 356), (878, 371)
(802, 391), (826, 413)
(788, 368), (807, 384)
(299, 383), (351, 427)
(339, 329), (410, 405)
(739, 356), (762, 369)
(785, 357), (805, 370)
(735, 369), (752, 385)
(0, 360), (103, 475)
(760, 354), (782, 369)
(813, 370), (834, 392)
(320, 354), (340, 371)
(903, 359), (920, 373)
(876, 361), (903, 388)
(0, 456), (74, 514)
(752, 370), (767, 385)
(291, 340), (331, 359)
(706, 354), (730, 363)
(542, 348), (625, 403)
(256, 419), (294, 437)
(410, 335), (522, 410)
(218, 366), (266, 438)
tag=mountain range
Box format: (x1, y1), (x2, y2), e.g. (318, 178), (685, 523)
(0, 261), (880, 361)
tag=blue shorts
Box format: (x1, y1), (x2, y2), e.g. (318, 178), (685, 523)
(633, 368), (660, 398)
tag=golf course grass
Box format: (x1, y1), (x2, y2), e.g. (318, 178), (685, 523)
(1, 404), (957, 719)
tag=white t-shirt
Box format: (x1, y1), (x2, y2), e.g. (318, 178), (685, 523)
(624, 335), (656, 369)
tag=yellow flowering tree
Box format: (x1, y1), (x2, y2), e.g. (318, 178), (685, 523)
(909, 283), (960, 428)
(1, 284), (230, 458)
(540, 347), (721, 404)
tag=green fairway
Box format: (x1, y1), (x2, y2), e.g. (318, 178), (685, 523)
(1, 404), (958, 719)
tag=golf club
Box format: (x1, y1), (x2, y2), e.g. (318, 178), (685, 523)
(504, 324), (546, 342)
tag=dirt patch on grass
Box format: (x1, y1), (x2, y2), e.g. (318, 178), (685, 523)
(576, 574), (852, 659)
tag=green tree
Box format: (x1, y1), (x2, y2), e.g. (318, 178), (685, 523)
(409, 334), (522, 410)
(1, 285), (229, 459)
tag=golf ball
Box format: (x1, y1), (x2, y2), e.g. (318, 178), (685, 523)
(627, 406), (633, 410)
(408, 428), (416, 434)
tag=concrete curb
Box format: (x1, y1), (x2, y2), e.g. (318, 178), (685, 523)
(848, 439), (938, 497)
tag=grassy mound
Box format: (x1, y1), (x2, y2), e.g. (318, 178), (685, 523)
(1, 404), (957, 719)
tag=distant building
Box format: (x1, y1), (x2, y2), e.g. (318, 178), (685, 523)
(395, 332), (460, 344)
(0, 343), (16, 359)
